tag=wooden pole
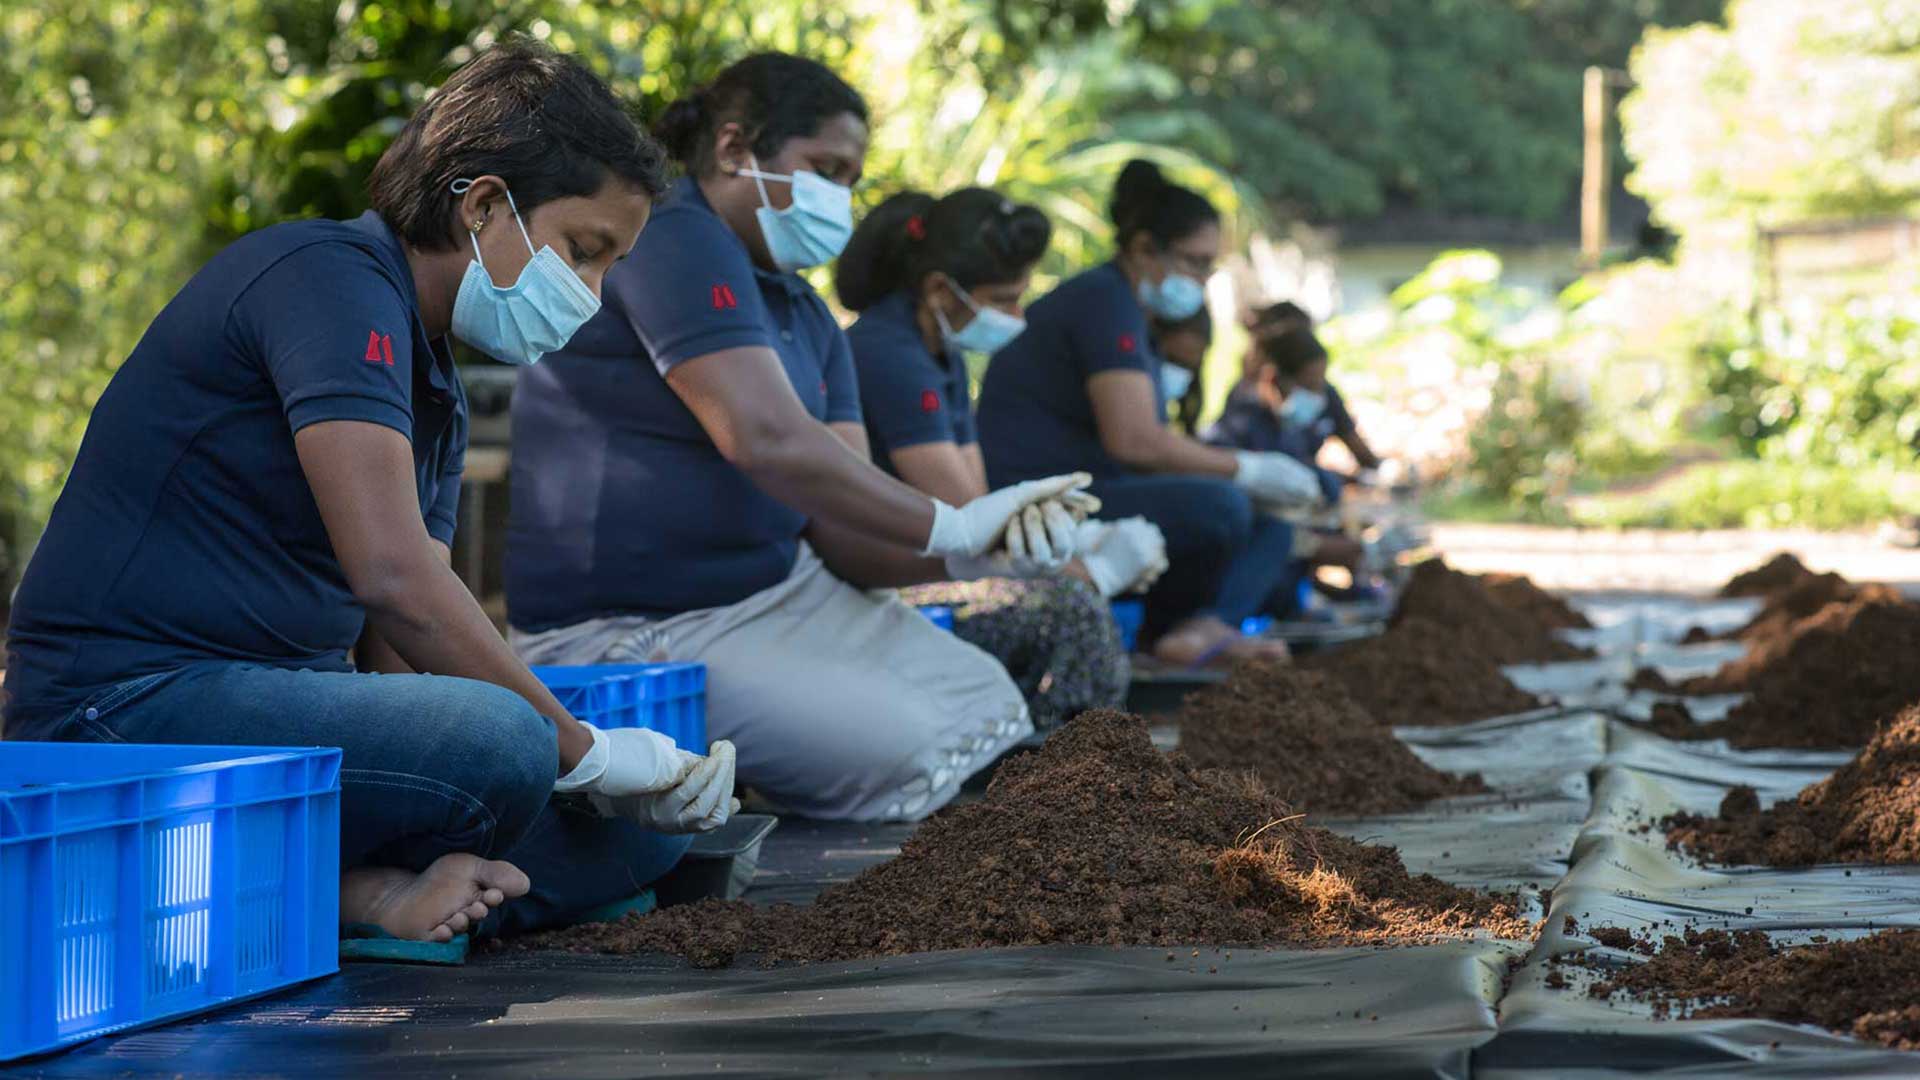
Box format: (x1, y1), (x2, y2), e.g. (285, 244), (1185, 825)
(1581, 66), (1610, 269)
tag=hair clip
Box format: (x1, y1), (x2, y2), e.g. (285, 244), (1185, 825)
(905, 215), (927, 240)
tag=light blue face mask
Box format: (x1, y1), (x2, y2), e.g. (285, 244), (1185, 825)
(1280, 387), (1328, 428)
(1138, 271), (1206, 321)
(935, 276), (1026, 355)
(448, 179), (601, 366)
(740, 155), (855, 272)
(1158, 361), (1195, 402)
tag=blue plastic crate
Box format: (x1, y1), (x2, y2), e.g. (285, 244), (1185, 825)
(917, 605), (955, 632)
(0, 743), (341, 1062)
(533, 663), (708, 753)
(1111, 599), (1146, 652)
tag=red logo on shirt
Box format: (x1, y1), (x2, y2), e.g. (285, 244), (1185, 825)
(1117, 333), (1137, 353)
(920, 389), (941, 414)
(364, 330), (394, 366)
(711, 284), (739, 311)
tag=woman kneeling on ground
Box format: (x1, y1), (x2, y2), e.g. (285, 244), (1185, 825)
(1209, 321), (1370, 579)
(505, 54), (1091, 822)
(836, 188), (1167, 727)
(974, 160), (1321, 667)
(1, 41), (732, 943)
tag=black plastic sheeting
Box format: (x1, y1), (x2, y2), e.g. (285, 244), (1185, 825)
(22, 596), (1920, 1076)
(1485, 641), (1920, 1076)
(24, 944), (1521, 1079)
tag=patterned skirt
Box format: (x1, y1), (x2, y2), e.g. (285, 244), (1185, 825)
(901, 576), (1129, 730)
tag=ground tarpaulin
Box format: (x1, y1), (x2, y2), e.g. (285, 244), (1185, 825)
(25, 595), (1920, 1076)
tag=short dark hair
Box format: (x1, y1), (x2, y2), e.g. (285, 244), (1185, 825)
(368, 37), (670, 252)
(1109, 158), (1220, 250)
(1251, 300), (1312, 334)
(835, 188), (1051, 312)
(654, 52), (868, 175)
(1261, 325), (1329, 378)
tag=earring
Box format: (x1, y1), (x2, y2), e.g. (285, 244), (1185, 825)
(470, 218), (485, 234)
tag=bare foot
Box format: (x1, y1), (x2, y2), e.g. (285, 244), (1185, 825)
(1153, 616), (1290, 668)
(341, 853), (531, 942)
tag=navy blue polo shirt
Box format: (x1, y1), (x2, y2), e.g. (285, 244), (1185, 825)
(1206, 385), (1344, 504)
(1209, 383), (1354, 457)
(3, 212), (466, 734)
(844, 290), (975, 476)
(505, 177), (860, 631)
(975, 262), (1163, 486)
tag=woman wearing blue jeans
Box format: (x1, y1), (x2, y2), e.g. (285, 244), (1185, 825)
(1, 41), (733, 943)
(975, 160), (1324, 666)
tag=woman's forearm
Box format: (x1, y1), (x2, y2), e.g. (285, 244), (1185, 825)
(804, 516), (948, 589)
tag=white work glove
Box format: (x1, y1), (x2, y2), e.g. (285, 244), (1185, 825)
(1077, 517), (1169, 598)
(590, 741), (740, 835)
(1233, 451), (1324, 509)
(922, 473), (1099, 572)
(554, 722), (691, 797)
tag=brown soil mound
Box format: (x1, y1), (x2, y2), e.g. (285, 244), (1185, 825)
(1178, 661), (1488, 815)
(1664, 708), (1920, 867)
(1681, 580), (1904, 687)
(522, 712), (1535, 967)
(1715, 571), (1883, 651)
(1579, 926), (1920, 1050)
(1303, 616), (1545, 728)
(1717, 552), (1818, 598)
(1687, 599), (1920, 748)
(1483, 572), (1593, 631)
(1391, 560), (1592, 665)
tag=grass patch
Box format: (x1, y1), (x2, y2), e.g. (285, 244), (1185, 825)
(1420, 485), (1572, 526)
(1572, 461), (1919, 531)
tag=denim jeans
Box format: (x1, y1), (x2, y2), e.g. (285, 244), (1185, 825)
(38, 661), (690, 937)
(1090, 474), (1298, 640)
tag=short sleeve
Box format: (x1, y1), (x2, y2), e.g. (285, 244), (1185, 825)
(852, 331), (963, 453)
(821, 324), (862, 425)
(1069, 275), (1155, 380)
(233, 242), (417, 438)
(606, 210), (776, 373)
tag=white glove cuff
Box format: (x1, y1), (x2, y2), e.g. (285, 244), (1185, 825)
(1231, 451), (1255, 487)
(920, 498), (962, 558)
(1079, 550), (1126, 599)
(553, 722), (609, 793)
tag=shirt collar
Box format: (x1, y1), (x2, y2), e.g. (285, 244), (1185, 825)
(876, 290), (960, 370)
(672, 176), (811, 299)
(349, 210), (454, 394)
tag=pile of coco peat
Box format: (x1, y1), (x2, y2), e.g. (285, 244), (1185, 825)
(1390, 559), (1593, 666)
(1664, 707), (1920, 867)
(1298, 559), (1589, 728)
(1574, 925), (1920, 1051)
(525, 712), (1535, 968)
(1664, 596), (1920, 749)
(1683, 575), (1907, 695)
(1302, 616), (1545, 727)
(1718, 552), (1820, 598)
(1178, 660), (1487, 815)
(1483, 572), (1593, 632)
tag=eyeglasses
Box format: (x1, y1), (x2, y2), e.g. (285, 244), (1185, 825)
(1163, 248), (1216, 280)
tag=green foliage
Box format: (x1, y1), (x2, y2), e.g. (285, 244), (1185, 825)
(1694, 300), (1920, 469)
(0, 1), (283, 555)
(1137, 0), (1724, 222)
(1326, 250), (1587, 516)
(1574, 461), (1918, 530)
(1624, 0), (1920, 239)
